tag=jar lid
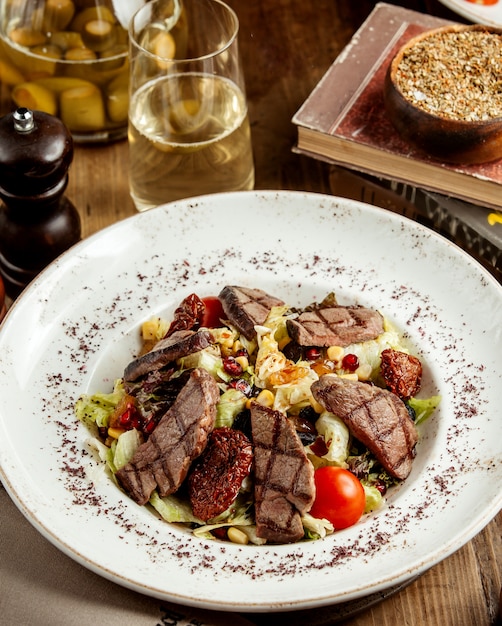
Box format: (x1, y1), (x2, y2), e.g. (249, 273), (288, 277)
(0, 107), (73, 197)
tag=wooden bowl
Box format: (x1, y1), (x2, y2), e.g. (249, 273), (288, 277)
(384, 25), (502, 164)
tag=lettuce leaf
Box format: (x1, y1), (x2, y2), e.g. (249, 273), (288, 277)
(111, 428), (143, 471)
(150, 491), (203, 524)
(408, 395), (441, 425)
(215, 388), (248, 428)
(306, 410), (350, 468)
(75, 379), (126, 429)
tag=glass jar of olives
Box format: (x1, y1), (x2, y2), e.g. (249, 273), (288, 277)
(0, 0), (131, 142)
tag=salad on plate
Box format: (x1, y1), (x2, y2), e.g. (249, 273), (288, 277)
(76, 285), (440, 545)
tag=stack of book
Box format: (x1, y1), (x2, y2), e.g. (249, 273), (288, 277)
(292, 2), (502, 281)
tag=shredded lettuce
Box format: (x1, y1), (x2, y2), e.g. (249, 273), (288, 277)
(302, 512), (334, 539)
(110, 428), (143, 471)
(150, 491), (203, 524)
(408, 395), (441, 425)
(273, 365), (319, 414)
(215, 388), (248, 428)
(263, 304), (291, 340)
(306, 410), (350, 468)
(75, 379), (126, 429)
(344, 320), (407, 379)
(362, 483), (384, 513)
(191, 492), (262, 541)
(178, 346), (228, 381)
(254, 325), (287, 388)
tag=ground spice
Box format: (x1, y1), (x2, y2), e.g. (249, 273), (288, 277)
(394, 28), (502, 121)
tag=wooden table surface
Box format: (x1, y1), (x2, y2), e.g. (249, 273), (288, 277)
(2, 1), (501, 624)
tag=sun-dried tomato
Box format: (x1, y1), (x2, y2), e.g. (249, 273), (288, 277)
(188, 427), (253, 521)
(165, 293), (205, 337)
(380, 348), (422, 400)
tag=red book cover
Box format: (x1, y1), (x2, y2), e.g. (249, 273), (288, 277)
(293, 3), (502, 209)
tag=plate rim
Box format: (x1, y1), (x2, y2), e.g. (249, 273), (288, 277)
(0, 189), (501, 611)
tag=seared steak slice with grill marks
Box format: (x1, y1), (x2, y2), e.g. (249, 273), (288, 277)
(312, 375), (418, 480)
(251, 403), (315, 543)
(286, 306), (383, 347)
(123, 329), (214, 382)
(116, 368), (219, 505)
(218, 286), (285, 341)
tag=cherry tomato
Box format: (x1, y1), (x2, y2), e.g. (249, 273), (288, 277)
(310, 466), (366, 529)
(200, 296), (225, 328)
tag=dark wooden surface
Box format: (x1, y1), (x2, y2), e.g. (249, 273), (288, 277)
(1, 1), (500, 624)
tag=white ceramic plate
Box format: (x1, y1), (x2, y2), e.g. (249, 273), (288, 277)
(438, 0), (502, 26)
(0, 190), (501, 613)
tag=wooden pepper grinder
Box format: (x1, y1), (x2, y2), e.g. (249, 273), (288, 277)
(0, 107), (81, 299)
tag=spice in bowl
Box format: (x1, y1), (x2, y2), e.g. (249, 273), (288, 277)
(384, 25), (502, 164)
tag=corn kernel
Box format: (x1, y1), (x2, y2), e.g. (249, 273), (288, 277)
(235, 355), (249, 370)
(278, 336), (291, 350)
(356, 363), (373, 381)
(339, 373), (358, 381)
(108, 427), (126, 439)
(255, 389), (275, 407)
(142, 318), (160, 341)
(227, 527), (249, 545)
(327, 345), (344, 362)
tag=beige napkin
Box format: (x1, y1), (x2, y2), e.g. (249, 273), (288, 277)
(0, 484), (255, 626)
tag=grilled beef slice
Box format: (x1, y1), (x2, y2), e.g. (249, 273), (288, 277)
(218, 286), (285, 341)
(286, 306), (384, 347)
(311, 375), (418, 480)
(115, 368), (219, 505)
(123, 329), (214, 382)
(251, 403), (315, 543)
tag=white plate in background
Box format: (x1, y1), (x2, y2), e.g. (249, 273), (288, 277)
(438, 0), (502, 26)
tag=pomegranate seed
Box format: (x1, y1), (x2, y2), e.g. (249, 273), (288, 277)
(342, 353), (359, 371)
(143, 419), (156, 434)
(305, 347), (321, 361)
(375, 481), (387, 495)
(309, 436), (329, 457)
(235, 347), (249, 358)
(223, 356), (243, 376)
(119, 408), (133, 427)
(228, 378), (253, 396)
(211, 527), (228, 540)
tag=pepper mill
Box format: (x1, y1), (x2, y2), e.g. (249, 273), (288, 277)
(0, 107), (81, 299)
